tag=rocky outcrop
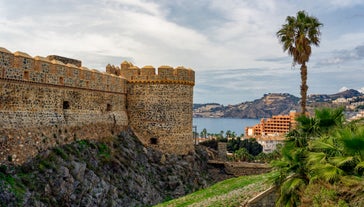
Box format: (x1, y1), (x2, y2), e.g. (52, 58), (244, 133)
(0, 129), (211, 206)
(194, 93), (300, 118)
(194, 90), (364, 118)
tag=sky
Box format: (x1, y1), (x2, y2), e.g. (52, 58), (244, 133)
(1, 0), (363, 105)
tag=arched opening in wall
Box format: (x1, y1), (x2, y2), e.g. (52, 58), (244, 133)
(59, 77), (64, 85)
(23, 71), (29, 80)
(63, 101), (70, 109)
(86, 81), (89, 88)
(150, 137), (158, 145)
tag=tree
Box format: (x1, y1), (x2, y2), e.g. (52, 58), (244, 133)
(227, 138), (263, 156)
(277, 10), (323, 115)
(200, 128), (207, 138)
(225, 130), (232, 139)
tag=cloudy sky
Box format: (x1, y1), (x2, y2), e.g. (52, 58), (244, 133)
(1, 0), (363, 104)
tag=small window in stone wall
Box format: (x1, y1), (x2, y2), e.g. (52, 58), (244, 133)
(63, 101), (70, 109)
(24, 71), (29, 80)
(150, 137), (158, 145)
(59, 77), (64, 85)
(106, 103), (112, 111)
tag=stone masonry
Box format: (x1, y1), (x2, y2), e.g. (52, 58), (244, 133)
(0, 47), (195, 164)
(107, 62), (195, 155)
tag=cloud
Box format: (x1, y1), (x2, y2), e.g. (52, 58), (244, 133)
(255, 56), (291, 63)
(194, 65), (364, 104)
(359, 87), (364, 93)
(316, 43), (364, 66)
(1, 0), (363, 104)
(329, 0), (364, 8)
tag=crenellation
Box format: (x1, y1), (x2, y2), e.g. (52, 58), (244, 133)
(115, 63), (195, 85)
(1, 46), (195, 165)
(34, 56), (52, 73)
(14, 51), (34, 70)
(0, 48), (127, 94)
(53, 60), (66, 78)
(158, 66), (174, 78)
(141, 66), (156, 77)
(0, 48), (14, 74)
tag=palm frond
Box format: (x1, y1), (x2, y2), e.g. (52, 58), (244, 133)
(338, 127), (364, 158)
(271, 160), (290, 168)
(329, 156), (355, 168)
(307, 152), (326, 165)
(288, 177), (306, 193)
(314, 163), (344, 183)
(309, 139), (336, 152)
(354, 161), (364, 175)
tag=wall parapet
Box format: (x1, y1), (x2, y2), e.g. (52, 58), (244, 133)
(106, 61), (195, 86)
(0, 47), (126, 94)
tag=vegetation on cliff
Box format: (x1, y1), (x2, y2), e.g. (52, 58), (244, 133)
(155, 171), (276, 207)
(0, 129), (211, 207)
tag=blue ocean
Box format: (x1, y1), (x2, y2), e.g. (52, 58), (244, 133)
(193, 117), (260, 136)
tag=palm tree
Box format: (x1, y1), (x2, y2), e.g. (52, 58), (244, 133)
(272, 108), (343, 206)
(277, 10), (323, 115)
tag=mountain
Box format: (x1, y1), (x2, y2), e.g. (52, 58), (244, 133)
(194, 93), (300, 119)
(194, 89), (364, 119)
(308, 89), (363, 102)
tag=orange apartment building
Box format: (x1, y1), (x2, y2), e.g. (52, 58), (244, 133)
(245, 111), (298, 153)
(245, 111), (298, 137)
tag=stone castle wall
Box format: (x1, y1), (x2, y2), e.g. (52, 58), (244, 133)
(107, 63), (195, 155)
(0, 47), (128, 164)
(0, 47), (195, 164)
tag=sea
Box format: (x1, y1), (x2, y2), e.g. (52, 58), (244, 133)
(193, 117), (260, 136)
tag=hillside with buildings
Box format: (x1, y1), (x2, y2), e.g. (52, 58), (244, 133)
(194, 90), (364, 119)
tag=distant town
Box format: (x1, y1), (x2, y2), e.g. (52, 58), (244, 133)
(193, 89), (363, 119)
(194, 89), (364, 153)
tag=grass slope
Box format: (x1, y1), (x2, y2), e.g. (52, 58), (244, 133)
(155, 171), (276, 207)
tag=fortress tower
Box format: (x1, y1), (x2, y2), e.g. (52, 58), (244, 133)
(0, 47), (195, 164)
(107, 61), (195, 155)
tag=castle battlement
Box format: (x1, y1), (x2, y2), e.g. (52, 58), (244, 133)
(106, 62), (195, 85)
(0, 46), (195, 165)
(0, 47), (126, 94)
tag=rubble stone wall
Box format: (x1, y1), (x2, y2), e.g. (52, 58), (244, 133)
(0, 47), (195, 164)
(127, 83), (194, 155)
(0, 48), (128, 164)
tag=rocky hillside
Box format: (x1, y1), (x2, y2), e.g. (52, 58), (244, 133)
(194, 90), (364, 118)
(308, 89), (362, 102)
(0, 129), (212, 207)
(194, 93), (300, 118)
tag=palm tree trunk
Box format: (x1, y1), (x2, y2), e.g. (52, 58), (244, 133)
(300, 63), (308, 115)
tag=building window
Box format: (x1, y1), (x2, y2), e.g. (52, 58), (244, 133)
(150, 137), (158, 145)
(24, 71), (29, 80)
(106, 103), (112, 111)
(63, 101), (70, 109)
